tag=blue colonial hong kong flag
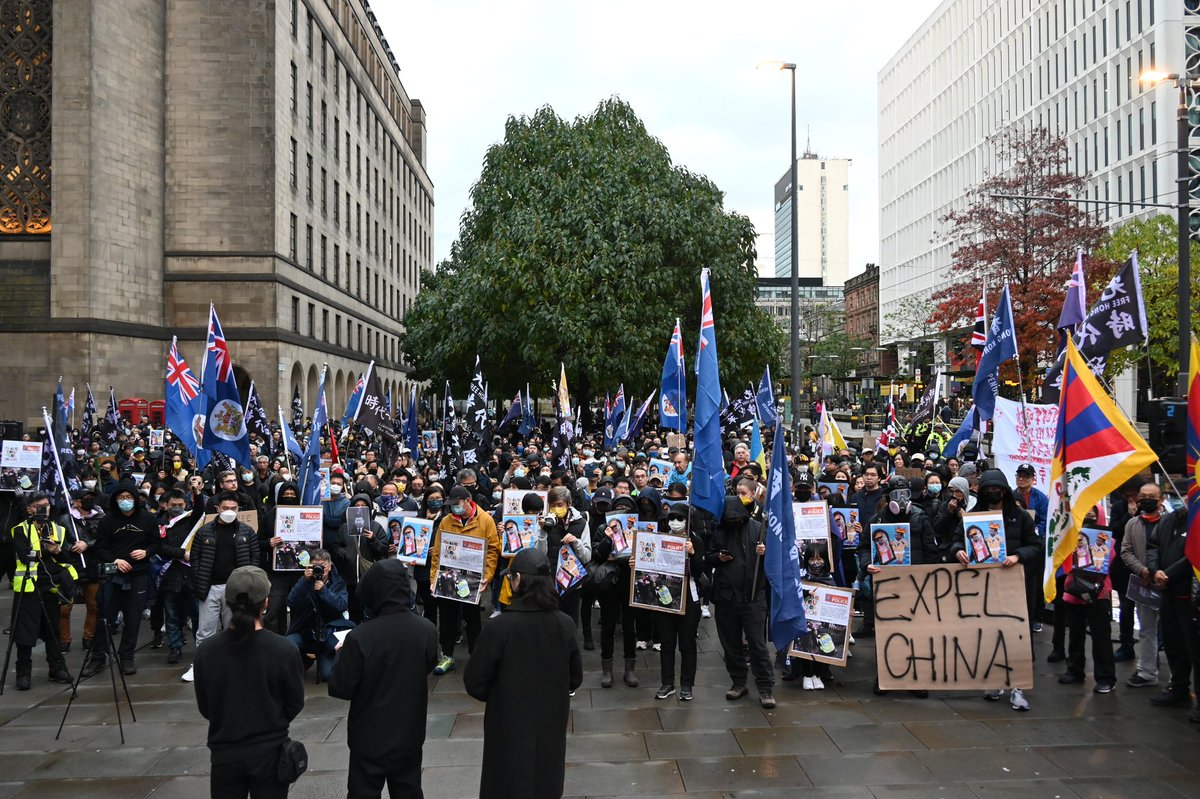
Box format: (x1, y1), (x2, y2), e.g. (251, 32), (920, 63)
(659, 319), (687, 433)
(1042, 337), (1156, 602)
(756, 365), (778, 429)
(341, 373), (365, 427)
(970, 283), (1017, 423)
(764, 418), (807, 648)
(404, 385), (421, 454)
(499, 390), (523, 432)
(299, 367), (329, 505)
(605, 385), (625, 450)
(165, 336), (203, 457)
(201, 304), (252, 466)
(691, 268), (727, 520)
(279, 405), (303, 460)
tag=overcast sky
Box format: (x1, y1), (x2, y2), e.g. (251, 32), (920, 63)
(374, 0), (943, 280)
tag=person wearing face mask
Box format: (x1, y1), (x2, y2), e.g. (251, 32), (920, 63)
(1145, 498), (1198, 715)
(532, 486), (592, 631)
(413, 487), (447, 629)
(321, 473), (351, 550)
(951, 469), (1041, 712)
(333, 493), (390, 622)
(259, 481), (302, 636)
(651, 507), (706, 701)
(1119, 482), (1167, 690)
(57, 487), (105, 654)
(917, 473), (943, 516)
(155, 488), (202, 665)
(793, 543), (836, 690)
(1056, 505), (1117, 694)
(708, 480), (775, 708)
(428, 485), (501, 675)
(179, 492), (260, 683)
(82, 480), (162, 678)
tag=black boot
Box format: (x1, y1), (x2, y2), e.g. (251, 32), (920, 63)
(601, 658), (614, 688)
(15, 649), (32, 691)
(583, 629), (595, 651)
(80, 653), (107, 679)
(48, 661), (72, 684)
(623, 658), (639, 688)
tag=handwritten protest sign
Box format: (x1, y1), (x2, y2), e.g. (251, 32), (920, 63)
(874, 564), (1033, 691)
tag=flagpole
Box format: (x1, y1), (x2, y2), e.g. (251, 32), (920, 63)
(42, 407), (84, 564)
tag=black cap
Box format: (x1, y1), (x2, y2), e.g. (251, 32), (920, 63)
(591, 486), (615, 507)
(1016, 463), (1036, 476)
(503, 547), (551, 579)
(447, 485), (472, 501)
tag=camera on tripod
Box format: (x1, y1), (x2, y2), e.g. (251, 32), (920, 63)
(98, 561), (119, 579)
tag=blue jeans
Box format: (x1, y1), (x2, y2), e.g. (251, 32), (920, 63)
(162, 586), (198, 652)
(286, 631), (336, 681)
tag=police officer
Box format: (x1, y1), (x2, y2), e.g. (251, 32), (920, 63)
(8, 493), (74, 690)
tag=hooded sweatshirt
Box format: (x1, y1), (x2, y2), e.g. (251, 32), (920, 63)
(327, 560), (439, 760)
(93, 479), (161, 571)
(950, 469), (1040, 564)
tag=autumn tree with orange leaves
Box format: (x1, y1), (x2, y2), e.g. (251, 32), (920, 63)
(930, 127), (1111, 391)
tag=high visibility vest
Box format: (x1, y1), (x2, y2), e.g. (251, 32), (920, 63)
(12, 520), (76, 593)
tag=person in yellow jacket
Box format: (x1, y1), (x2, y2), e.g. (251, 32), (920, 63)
(7, 493), (74, 690)
(429, 485), (500, 674)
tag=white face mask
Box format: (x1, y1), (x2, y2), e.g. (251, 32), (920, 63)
(330, 484), (343, 496)
(279, 471), (291, 480)
(83, 480), (97, 490)
(667, 519), (687, 533)
(218, 509), (238, 524)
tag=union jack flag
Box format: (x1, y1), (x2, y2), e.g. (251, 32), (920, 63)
(970, 293), (987, 365)
(204, 304), (233, 386)
(696, 270), (715, 371)
(167, 339), (200, 403)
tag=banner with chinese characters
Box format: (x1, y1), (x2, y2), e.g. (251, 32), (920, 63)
(991, 397), (1058, 497)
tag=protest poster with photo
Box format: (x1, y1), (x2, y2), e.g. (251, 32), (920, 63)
(961, 512), (1006, 565)
(433, 532), (486, 604)
(633, 520), (658, 535)
(793, 501), (833, 554)
(501, 488), (548, 518)
(148, 429), (164, 449)
(829, 507), (859, 548)
(1075, 526), (1115, 574)
(870, 523), (912, 567)
(555, 544), (587, 594)
(388, 514), (433, 566)
(316, 466), (332, 501)
(647, 458), (672, 482)
(603, 512), (635, 558)
(817, 481), (850, 503)
(499, 514), (539, 557)
(273, 506), (324, 571)
(421, 430), (438, 452)
(346, 506), (372, 539)
(1, 439), (42, 492)
(629, 530), (687, 614)
(787, 582), (856, 666)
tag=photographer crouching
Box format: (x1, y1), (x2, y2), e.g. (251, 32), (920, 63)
(7, 493), (74, 690)
(286, 549), (351, 681)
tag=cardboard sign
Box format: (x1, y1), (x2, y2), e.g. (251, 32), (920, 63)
(665, 433), (687, 452)
(874, 564), (1033, 691)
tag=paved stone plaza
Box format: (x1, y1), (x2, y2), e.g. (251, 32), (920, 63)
(0, 590), (1197, 799)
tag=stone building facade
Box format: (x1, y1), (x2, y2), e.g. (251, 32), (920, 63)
(0, 0), (432, 428)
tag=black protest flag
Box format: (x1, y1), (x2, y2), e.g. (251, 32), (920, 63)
(352, 362), (396, 450)
(291, 385), (305, 429)
(720, 387), (756, 440)
(442, 382), (462, 471)
(462, 357), (491, 466)
(82, 384), (97, 434)
(245, 381), (272, 458)
(1040, 255), (1148, 401)
(98, 386), (122, 447)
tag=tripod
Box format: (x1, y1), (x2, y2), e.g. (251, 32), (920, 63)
(56, 575), (136, 744)
(1, 553), (70, 695)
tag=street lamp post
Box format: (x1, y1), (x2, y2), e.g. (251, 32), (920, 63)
(760, 60), (800, 434)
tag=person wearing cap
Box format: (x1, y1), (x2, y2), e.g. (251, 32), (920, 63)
(1012, 462), (1050, 634)
(464, 548), (583, 799)
(193, 565), (305, 799)
(428, 484), (500, 675)
(329, 559), (438, 798)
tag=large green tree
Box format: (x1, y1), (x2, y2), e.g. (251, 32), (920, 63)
(399, 98), (784, 406)
(1093, 214), (1200, 394)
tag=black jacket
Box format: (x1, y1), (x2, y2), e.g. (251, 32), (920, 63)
(190, 520), (259, 600)
(873, 504), (937, 565)
(707, 497), (767, 604)
(463, 594), (583, 799)
(1147, 511), (1190, 599)
(93, 481), (161, 572)
(328, 560), (438, 760)
(950, 470), (1041, 564)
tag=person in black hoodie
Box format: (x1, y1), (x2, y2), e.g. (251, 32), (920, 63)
(259, 480), (300, 635)
(708, 480), (775, 709)
(83, 479), (161, 677)
(464, 548), (583, 799)
(329, 558), (438, 798)
(951, 469), (1041, 712)
(332, 492), (389, 621)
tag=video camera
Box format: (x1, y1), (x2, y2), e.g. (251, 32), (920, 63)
(98, 561), (120, 579)
(311, 563), (325, 580)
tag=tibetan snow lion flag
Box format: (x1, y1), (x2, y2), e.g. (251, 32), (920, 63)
(1043, 338), (1156, 602)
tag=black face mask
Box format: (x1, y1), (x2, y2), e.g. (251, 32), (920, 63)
(982, 490), (1004, 506)
(807, 559), (829, 578)
(1138, 498), (1159, 514)
(80, 498), (95, 511)
(278, 495), (300, 506)
(795, 487), (812, 502)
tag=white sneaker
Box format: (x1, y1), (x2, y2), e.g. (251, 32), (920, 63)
(701, 606), (711, 619)
(636, 640), (648, 650)
(181, 665), (194, 683)
(1009, 688), (1029, 712)
(848, 634), (855, 645)
(802, 676), (814, 690)
(812, 676), (825, 690)
(488, 609), (501, 619)
(652, 642), (662, 652)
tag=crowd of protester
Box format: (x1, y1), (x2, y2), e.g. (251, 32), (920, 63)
(2, 403), (1195, 798)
